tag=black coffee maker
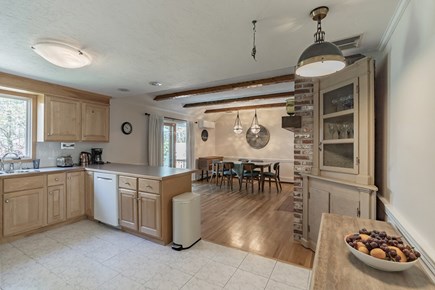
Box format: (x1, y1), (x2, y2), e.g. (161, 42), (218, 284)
(91, 148), (104, 164)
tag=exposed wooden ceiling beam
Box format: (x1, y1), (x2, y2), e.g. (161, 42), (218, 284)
(154, 74), (294, 101)
(183, 91), (294, 108)
(204, 102), (285, 113)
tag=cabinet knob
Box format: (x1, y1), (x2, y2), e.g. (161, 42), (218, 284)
(55, 178), (59, 181)
(49, 191), (53, 195)
(5, 199), (9, 203)
(125, 182), (130, 186)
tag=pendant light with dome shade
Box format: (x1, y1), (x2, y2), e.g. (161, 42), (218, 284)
(250, 110), (261, 134)
(295, 6), (345, 78)
(233, 111), (243, 134)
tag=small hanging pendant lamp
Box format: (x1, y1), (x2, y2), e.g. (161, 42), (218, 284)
(233, 111), (243, 134)
(250, 110), (261, 134)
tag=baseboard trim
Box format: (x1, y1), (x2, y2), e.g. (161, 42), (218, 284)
(378, 196), (435, 283)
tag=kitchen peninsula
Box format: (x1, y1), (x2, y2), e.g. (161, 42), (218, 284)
(0, 164), (195, 245)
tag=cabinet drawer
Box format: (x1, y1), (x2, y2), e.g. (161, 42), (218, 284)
(138, 178), (160, 194)
(3, 175), (44, 193)
(47, 173), (66, 186)
(119, 176), (137, 190)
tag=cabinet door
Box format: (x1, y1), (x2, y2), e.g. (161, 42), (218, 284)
(82, 102), (109, 142)
(308, 188), (330, 249)
(138, 192), (161, 238)
(119, 189), (138, 230)
(85, 171), (94, 218)
(66, 172), (85, 219)
(47, 185), (66, 225)
(330, 191), (360, 218)
(45, 95), (81, 141)
(320, 79), (359, 174)
(3, 188), (45, 236)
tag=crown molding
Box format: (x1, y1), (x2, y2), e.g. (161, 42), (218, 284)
(378, 0), (411, 51)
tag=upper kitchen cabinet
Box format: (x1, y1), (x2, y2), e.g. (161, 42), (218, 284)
(81, 102), (109, 142)
(312, 57), (375, 185)
(37, 95), (110, 142)
(39, 95), (81, 141)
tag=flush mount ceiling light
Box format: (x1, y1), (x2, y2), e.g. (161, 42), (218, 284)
(149, 81), (163, 87)
(250, 110), (261, 134)
(295, 6), (345, 77)
(31, 41), (91, 69)
(233, 111), (243, 134)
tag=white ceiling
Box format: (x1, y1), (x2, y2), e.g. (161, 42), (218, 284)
(0, 0), (400, 118)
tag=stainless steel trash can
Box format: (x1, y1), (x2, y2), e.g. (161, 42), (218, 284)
(172, 192), (201, 250)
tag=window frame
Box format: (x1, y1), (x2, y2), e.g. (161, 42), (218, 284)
(0, 89), (37, 161)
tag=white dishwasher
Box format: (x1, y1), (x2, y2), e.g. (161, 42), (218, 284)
(94, 172), (119, 227)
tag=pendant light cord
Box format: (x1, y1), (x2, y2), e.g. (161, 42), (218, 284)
(251, 20), (257, 61)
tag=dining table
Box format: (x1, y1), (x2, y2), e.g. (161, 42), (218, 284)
(219, 160), (272, 192)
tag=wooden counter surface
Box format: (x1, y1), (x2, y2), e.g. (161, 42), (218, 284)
(310, 213), (434, 290)
(85, 163), (196, 180)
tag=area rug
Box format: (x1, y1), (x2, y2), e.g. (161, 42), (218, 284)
(277, 195), (294, 212)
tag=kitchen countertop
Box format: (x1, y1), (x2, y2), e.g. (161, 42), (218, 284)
(310, 213), (434, 289)
(85, 163), (196, 180)
(0, 166), (83, 178)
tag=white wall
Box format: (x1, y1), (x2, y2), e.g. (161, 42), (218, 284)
(214, 107), (294, 181)
(377, 0), (435, 261)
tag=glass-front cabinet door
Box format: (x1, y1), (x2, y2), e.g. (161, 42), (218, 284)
(320, 78), (359, 174)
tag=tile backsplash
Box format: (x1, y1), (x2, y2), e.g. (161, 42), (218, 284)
(36, 142), (106, 167)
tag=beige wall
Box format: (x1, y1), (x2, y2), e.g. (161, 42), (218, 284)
(214, 107), (294, 182)
(376, 0), (435, 261)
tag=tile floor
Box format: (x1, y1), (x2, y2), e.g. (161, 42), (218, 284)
(0, 220), (311, 290)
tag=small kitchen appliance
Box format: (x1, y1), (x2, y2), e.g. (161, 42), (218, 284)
(56, 155), (74, 167)
(91, 148), (104, 164)
(79, 152), (91, 166)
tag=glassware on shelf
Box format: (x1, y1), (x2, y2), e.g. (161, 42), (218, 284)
(342, 122), (351, 138)
(328, 123), (336, 139)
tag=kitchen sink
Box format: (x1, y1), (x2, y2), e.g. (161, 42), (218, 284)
(0, 169), (41, 175)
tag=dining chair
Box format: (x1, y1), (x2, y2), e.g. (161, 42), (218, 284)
(240, 162), (261, 193)
(249, 160), (263, 174)
(209, 159), (222, 185)
(220, 162), (237, 190)
(262, 162), (282, 192)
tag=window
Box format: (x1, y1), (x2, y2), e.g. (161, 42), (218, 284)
(163, 119), (187, 168)
(0, 93), (35, 159)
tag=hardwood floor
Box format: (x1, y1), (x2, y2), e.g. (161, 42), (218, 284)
(193, 180), (314, 268)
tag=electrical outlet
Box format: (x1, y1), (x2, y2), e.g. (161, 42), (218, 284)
(61, 142), (75, 149)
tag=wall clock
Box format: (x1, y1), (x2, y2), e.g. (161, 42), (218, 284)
(201, 129), (208, 142)
(246, 125), (270, 149)
(121, 122), (132, 135)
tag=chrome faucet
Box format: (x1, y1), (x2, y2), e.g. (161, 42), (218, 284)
(1, 152), (21, 173)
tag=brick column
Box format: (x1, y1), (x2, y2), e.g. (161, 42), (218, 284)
(293, 78), (314, 241)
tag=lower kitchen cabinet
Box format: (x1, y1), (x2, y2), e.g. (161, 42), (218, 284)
(138, 191), (161, 237)
(302, 174), (377, 250)
(118, 176), (162, 239)
(3, 188), (45, 236)
(66, 171), (85, 219)
(119, 188), (138, 230)
(85, 171), (94, 218)
(47, 184), (66, 225)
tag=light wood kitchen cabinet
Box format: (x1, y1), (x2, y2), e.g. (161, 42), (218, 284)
(138, 191), (161, 237)
(1, 174), (44, 238)
(66, 171), (85, 219)
(37, 95), (110, 142)
(47, 185), (66, 225)
(84, 171), (94, 218)
(3, 188), (45, 236)
(81, 102), (109, 142)
(47, 173), (66, 225)
(118, 175), (161, 239)
(119, 188), (138, 230)
(39, 95), (82, 142)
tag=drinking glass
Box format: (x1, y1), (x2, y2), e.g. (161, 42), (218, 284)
(328, 123), (336, 139)
(342, 122), (350, 138)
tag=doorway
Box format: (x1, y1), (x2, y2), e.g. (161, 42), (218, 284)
(163, 119), (187, 168)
